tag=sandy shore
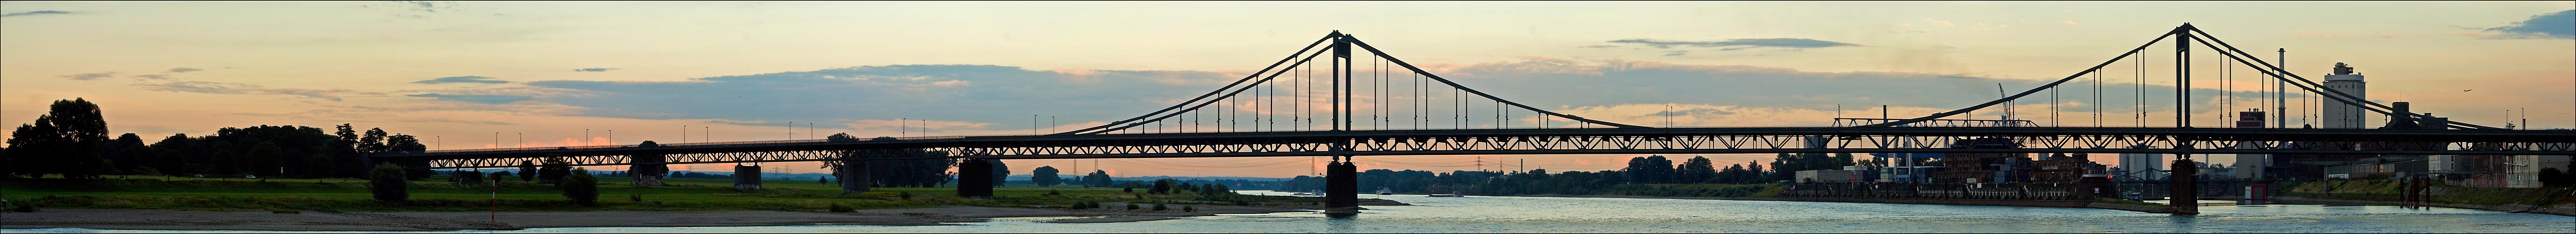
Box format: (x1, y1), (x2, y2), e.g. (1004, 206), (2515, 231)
(1, 204), (1312, 231)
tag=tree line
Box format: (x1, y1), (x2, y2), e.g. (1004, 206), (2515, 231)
(1275, 153), (1864, 195)
(5, 98), (429, 180)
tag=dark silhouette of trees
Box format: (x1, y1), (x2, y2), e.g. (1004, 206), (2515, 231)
(369, 163), (407, 202)
(1677, 156), (1719, 183)
(6, 98), (110, 179)
(247, 142), (283, 179)
(106, 133), (149, 175)
(1031, 166), (1061, 187)
(988, 160), (1010, 187)
(517, 160), (537, 182)
(1150, 178), (1175, 194)
(1084, 170), (1114, 188)
(1624, 155), (1675, 184)
(539, 156), (571, 185)
(2541, 168), (2572, 188)
(564, 168), (598, 206)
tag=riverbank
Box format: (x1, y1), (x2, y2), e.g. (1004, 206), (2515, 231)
(0, 204), (1313, 231)
(1475, 193), (2187, 213)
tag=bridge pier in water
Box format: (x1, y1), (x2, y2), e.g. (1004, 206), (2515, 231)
(837, 160), (869, 193)
(958, 159), (994, 199)
(2169, 155), (2198, 215)
(733, 165), (763, 190)
(1325, 158), (1360, 214)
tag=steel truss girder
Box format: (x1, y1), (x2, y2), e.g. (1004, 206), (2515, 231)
(396, 127), (2576, 169)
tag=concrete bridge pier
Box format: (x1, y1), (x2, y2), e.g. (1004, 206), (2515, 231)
(958, 159), (994, 199)
(1324, 158), (1360, 214)
(733, 165), (763, 190)
(837, 160), (869, 193)
(2169, 155), (2199, 215)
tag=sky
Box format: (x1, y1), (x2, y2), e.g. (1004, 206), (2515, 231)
(4, 1), (2571, 178)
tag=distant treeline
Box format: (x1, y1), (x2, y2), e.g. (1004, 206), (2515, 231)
(5, 98), (431, 180)
(1274, 154), (1866, 196)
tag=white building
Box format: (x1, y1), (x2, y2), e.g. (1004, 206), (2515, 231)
(2321, 63), (2367, 129)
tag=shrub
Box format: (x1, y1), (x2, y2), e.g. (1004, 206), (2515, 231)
(1182, 205), (1195, 212)
(368, 163), (408, 202)
(629, 194), (644, 203)
(1070, 201), (1088, 209)
(1123, 187), (1134, 193)
(1126, 203), (1140, 210)
(10, 201), (34, 212)
(1047, 190), (1062, 196)
(1089, 201), (1103, 209)
(899, 191), (913, 200)
(270, 208), (299, 214)
(563, 168), (598, 206)
(829, 203), (856, 212)
(1152, 203), (1167, 211)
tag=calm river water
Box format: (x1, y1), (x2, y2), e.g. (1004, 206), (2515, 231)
(13, 190), (2573, 233)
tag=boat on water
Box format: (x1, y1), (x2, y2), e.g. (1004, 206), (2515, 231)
(1376, 187), (1394, 195)
(1289, 190), (1322, 196)
(1426, 193), (1465, 197)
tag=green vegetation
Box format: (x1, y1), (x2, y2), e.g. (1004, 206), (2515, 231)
(1, 175), (1298, 212)
(368, 163), (406, 202)
(564, 168), (598, 206)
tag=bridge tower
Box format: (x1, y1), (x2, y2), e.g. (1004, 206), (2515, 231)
(958, 159), (994, 199)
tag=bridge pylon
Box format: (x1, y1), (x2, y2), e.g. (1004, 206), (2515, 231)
(1324, 157), (1360, 214)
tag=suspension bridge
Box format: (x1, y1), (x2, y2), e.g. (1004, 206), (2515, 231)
(372, 24), (2575, 213)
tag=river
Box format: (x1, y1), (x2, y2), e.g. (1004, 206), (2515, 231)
(11, 190), (2572, 233)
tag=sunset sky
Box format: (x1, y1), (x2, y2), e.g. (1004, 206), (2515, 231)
(4, 1), (2570, 177)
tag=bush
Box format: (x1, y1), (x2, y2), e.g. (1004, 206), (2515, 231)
(1047, 190), (1062, 196)
(899, 191), (913, 200)
(1182, 205), (1195, 212)
(1070, 201), (1088, 209)
(1089, 201), (1103, 209)
(1126, 203), (1140, 210)
(563, 168), (598, 206)
(629, 194), (644, 203)
(829, 203), (856, 212)
(270, 208), (299, 214)
(368, 163), (408, 202)
(1151, 203), (1167, 211)
(10, 201), (34, 212)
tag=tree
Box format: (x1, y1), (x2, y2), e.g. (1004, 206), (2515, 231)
(1677, 156), (1718, 183)
(247, 142), (283, 179)
(1085, 170), (1113, 188)
(6, 99), (112, 179)
(564, 168), (599, 206)
(1031, 166), (1061, 187)
(540, 156), (571, 185)
(2540, 168), (2572, 188)
(7, 117), (63, 178)
(1150, 178), (1175, 194)
(369, 162), (408, 202)
(988, 160), (1010, 187)
(820, 134), (958, 188)
(106, 133), (149, 175)
(148, 133), (193, 176)
(516, 160), (537, 182)
(357, 128), (388, 154)
(1623, 155), (1675, 183)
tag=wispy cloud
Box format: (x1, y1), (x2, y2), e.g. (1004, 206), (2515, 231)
(406, 93), (536, 103)
(59, 72), (121, 80)
(134, 81), (350, 101)
(165, 67), (203, 73)
(1, 10), (74, 17)
(2481, 9), (2574, 40)
(412, 76), (508, 84)
(573, 68), (619, 72)
(1923, 19), (1953, 27)
(130, 74), (175, 80)
(1605, 38), (1862, 50)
